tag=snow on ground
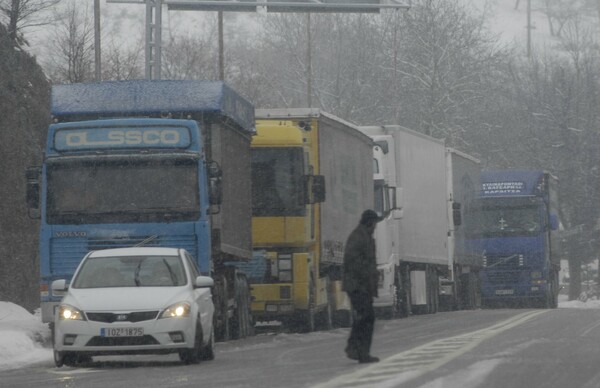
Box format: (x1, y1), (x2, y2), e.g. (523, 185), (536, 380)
(0, 302), (52, 371)
(0, 295), (598, 372)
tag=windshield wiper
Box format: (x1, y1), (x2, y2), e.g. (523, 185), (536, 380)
(134, 259), (146, 286)
(162, 259), (178, 285)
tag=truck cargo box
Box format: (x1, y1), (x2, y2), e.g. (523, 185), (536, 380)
(446, 148), (482, 268)
(50, 80), (254, 262)
(361, 125), (448, 267)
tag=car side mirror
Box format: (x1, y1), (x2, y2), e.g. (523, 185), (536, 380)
(195, 276), (214, 288)
(51, 279), (68, 296)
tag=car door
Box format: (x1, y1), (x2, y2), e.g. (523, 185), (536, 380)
(184, 252), (214, 338)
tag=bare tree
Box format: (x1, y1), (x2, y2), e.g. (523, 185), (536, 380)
(161, 29), (219, 80)
(101, 36), (144, 81)
(0, 0), (61, 44)
(43, 0), (94, 83)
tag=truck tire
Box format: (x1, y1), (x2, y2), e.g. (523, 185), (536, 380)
(231, 273), (253, 339)
(316, 277), (333, 330)
(294, 278), (316, 333)
(398, 267), (411, 318)
(426, 265), (439, 314)
(213, 275), (230, 341)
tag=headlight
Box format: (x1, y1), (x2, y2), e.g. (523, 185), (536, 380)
(58, 304), (86, 321)
(159, 302), (191, 319)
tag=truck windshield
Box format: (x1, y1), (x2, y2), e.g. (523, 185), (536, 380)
(466, 198), (543, 238)
(46, 158), (200, 224)
(252, 148), (305, 217)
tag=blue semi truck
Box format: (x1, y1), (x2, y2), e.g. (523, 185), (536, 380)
(466, 170), (561, 308)
(26, 80), (255, 340)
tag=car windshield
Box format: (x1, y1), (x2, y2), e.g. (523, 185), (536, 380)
(72, 255), (187, 288)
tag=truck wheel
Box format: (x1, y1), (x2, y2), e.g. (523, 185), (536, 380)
(316, 299), (333, 330)
(214, 275), (230, 341)
(305, 305), (316, 333)
(551, 270), (559, 308)
(231, 273), (249, 339)
(316, 278), (334, 330)
(398, 268), (411, 318)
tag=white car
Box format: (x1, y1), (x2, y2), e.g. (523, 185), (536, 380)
(52, 247), (215, 367)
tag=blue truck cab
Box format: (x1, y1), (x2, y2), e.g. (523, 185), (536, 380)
(27, 80), (255, 339)
(466, 170), (561, 308)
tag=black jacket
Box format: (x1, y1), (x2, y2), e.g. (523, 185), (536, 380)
(342, 224), (378, 297)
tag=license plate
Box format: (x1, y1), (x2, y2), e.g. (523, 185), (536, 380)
(495, 289), (514, 295)
(100, 327), (144, 337)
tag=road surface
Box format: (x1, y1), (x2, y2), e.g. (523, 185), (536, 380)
(1, 308), (597, 387)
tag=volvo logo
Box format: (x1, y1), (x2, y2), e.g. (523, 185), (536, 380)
(55, 231), (87, 238)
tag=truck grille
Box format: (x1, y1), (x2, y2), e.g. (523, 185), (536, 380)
(49, 235), (197, 274)
(485, 254), (527, 270)
(485, 271), (520, 284)
(86, 311), (159, 323)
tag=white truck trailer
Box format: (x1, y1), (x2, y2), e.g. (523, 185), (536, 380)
(440, 148), (483, 311)
(359, 125), (448, 316)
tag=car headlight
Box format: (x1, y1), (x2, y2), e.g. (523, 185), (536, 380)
(159, 302), (191, 319)
(58, 304), (86, 321)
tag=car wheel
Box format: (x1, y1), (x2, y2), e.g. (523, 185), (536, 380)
(62, 353), (79, 367)
(200, 328), (215, 361)
(53, 349), (64, 368)
(179, 320), (202, 365)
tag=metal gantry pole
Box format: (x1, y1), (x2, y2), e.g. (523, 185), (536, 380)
(145, 0), (163, 79)
(94, 0), (102, 80)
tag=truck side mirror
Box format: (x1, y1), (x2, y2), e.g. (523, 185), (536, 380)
(312, 175), (326, 203)
(392, 187), (404, 219)
(549, 214), (559, 231)
(26, 167), (41, 219)
(452, 202), (462, 226)
(303, 175), (326, 204)
(207, 161), (222, 179)
(209, 177), (223, 206)
(207, 161), (223, 206)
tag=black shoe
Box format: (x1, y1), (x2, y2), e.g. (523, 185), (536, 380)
(345, 347), (359, 360)
(358, 356), (379, 364)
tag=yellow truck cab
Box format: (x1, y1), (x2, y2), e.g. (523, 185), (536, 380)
(249, 109), (373, 331)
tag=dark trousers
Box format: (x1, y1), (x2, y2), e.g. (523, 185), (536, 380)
(346, 291), (375, 359)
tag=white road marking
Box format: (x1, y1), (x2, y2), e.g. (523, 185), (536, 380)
(313, 310), (548, 388)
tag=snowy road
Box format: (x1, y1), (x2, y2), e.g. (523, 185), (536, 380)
(0, 302), (600, 388)
(1, 307), (598, 387)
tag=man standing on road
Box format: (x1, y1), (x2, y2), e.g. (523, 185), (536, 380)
(343, 209), (381, 364)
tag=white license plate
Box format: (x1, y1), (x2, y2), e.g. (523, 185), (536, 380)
(100, 327), (144, 337)
(495, 289), (514, 295)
